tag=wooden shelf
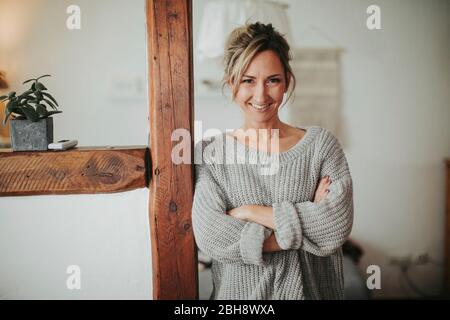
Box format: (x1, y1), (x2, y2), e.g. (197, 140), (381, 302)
(0, 146), (149, 196)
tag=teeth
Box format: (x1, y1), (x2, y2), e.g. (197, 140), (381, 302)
(251, 103), (270, 110)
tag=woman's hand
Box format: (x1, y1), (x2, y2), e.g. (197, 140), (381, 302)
(227, 205), (251, 221)
(227, 205), (275, 229)
(228, 177), (331, 223)
(314, 176), (331, 203)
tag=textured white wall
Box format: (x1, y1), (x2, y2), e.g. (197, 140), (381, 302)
(194, 0), (450, 298)
(0, 0), (152, 299)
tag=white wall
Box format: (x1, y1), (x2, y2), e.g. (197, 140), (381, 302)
(0, 0), (152, 299)
(194, 0), (450, 298)
(0, 0), (149, 146)
(0, 190), (151, 299)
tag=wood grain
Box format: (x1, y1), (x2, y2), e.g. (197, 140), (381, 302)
(0, 147), (147, 196)
(146, 0), (197, 300)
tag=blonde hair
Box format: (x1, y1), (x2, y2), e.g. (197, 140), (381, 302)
(222, 22), (296, 103)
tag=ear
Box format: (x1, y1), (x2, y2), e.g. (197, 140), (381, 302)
(226, 77), (233, 88)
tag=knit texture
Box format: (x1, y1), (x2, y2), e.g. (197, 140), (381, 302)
(192, 126), (354, 300)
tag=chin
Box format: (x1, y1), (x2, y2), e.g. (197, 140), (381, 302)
(245, 113), (279, 124)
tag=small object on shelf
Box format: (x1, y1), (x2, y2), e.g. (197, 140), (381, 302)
(48, 139), (77, 150)
(1, 74), (62, 151)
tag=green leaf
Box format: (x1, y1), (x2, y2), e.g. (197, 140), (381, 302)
(40, 110), (61, 119)
(3, 114), (9, 126)
(34, 91), (43, 100)
(12, 107), (25, 116)
(25, 104), (37, 111)
(6, 99), (17, 113)
(35, 82), (47, 91)
(18, 91), (35, 102)
(18, 89), (34, 97)
(31, 82), (36, 91)
(23, 78), (36, 84)
(19, 96), (35, 104)
(42, 98), (57, 110)
(21, 105), (40, 122)
(8, 91), (16, 98)
(41, 110), (62, 118)
(2, 104), (23, 125)
(3, 106), (12, 126)
(6, 106), (26, 125)
(36, 74), (51, 80)
(42, 92), (59, 106)
(0, 95), (8, 101)
(36, 104), (47, 116)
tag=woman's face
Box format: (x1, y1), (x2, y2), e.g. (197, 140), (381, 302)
(234, 50), (288, 124)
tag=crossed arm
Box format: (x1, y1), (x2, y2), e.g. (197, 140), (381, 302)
(192, 134), (353, 265)
(227, 176), (332, 252)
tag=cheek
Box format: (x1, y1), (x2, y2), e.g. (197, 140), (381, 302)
(270, 87), (286, 102)
(234, 85), (285, 105)
(235, 87), (251, 104)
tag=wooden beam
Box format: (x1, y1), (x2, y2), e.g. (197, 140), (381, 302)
(146, 0), (197, 299)
(0, 147), (148, 196)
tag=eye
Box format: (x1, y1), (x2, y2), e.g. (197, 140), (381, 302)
(268, 78), (281, 84)
(241, 78), (254, 84)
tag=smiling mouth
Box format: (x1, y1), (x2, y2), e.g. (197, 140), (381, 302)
(249, 103), (272, 111)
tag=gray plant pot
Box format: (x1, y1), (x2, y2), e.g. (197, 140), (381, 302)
(9, 117), (53, 151)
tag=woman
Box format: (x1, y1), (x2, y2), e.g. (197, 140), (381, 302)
(192, 22), (353, 300)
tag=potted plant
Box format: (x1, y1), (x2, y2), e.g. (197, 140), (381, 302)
(0, 75), (62, 151)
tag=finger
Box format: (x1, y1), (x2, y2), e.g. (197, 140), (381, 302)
(317, 183), (326, 194)
(316, 178), (330, 197)
(317, 189), (327, 199)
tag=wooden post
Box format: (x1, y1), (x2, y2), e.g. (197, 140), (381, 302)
(146, 0), (197, 299)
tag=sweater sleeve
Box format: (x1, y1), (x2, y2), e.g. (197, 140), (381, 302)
(192, 141), (272, 266)
(272, 131), (354, 257)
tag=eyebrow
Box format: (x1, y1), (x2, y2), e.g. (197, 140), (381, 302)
(242, 74), (283, 79)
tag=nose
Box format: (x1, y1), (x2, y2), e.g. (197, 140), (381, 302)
(253, 81), (269, 104)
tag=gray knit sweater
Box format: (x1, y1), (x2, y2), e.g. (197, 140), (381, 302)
(192, 126), (354, 300)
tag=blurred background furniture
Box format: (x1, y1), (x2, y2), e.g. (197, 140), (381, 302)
(445, 159), (450, 297)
